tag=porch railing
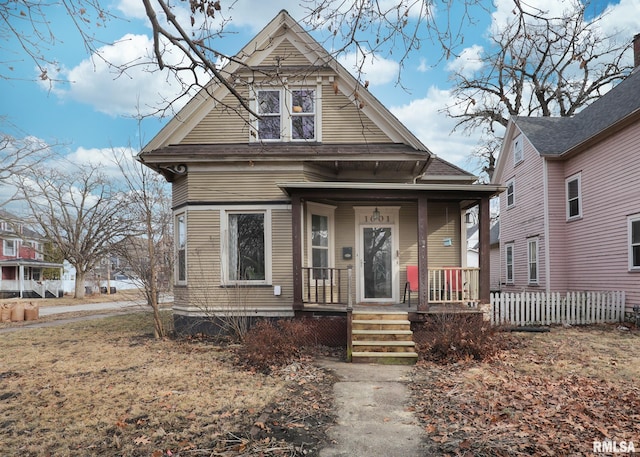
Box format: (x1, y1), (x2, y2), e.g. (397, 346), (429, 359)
(303, 267), (350, 305)
(428, 267), (480, 305)
(302, 266), (480, 306)
(0, 279), (62, 298)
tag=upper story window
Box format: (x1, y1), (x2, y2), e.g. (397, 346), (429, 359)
(506, 178), (515, 209)
(253, 87), (318, 142)
(629, 214), (640, 271)
(3, 239), (16, 257)
(566, 173), (582, 220)
(513, 136), (524, 165)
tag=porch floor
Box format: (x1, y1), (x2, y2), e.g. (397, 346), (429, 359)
(301, 302), (482, 314)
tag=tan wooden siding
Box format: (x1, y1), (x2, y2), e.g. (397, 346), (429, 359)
(260, 39), (312, 67)
(321, 85), (393, 143)
(183, 208), (294, 310)
(186, 170), (301, 201)
(271, 208), (294, 302)
(172, 176), (188, 208)
(425, 202), (462, 267)
(182, 92), (251, 144)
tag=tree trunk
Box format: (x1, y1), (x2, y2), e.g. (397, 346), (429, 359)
(74, 270), (86, 299)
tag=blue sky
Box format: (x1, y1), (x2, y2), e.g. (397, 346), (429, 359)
(2, 0), (639, 180)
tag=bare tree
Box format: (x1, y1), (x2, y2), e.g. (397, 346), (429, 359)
(445, 0), (634, 176)
(3, 0), (489, 115)
(111, 149), (173, 338)
(0, 123), (52, 207)
(14, 162), (137, 298)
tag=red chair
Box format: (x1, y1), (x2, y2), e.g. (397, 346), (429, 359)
(402, 265), (419, 306)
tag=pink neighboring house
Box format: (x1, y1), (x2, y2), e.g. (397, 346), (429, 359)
(492, 35), (640, 312)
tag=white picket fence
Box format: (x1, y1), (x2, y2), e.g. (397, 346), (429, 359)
(490, 291), (625, 326)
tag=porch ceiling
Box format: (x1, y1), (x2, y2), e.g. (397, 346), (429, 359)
(277, 181), (504, 202)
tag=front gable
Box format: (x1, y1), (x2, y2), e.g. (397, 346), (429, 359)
(142, 10), (428, 155)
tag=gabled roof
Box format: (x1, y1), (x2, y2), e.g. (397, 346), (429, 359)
(514, 69), (640, 157)
(142, 10), (431, 154)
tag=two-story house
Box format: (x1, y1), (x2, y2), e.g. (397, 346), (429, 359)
(139, 10), (502, 336)
(0, 210), (63, 298)
(492, 34), (640, 314)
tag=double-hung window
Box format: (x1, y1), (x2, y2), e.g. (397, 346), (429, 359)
(505, 243), (514, 284)
(175, 213), (186, 284)
(528, 238), (538, 284)
(223, 210), (271, 285)
(3, 239), (16, 257)
(513, 136), (524, 164)
(629, 214), (640, 271)
(506, 178), (515, 209)
(566, 173), (582, 220)
(255, 88), (317, 141)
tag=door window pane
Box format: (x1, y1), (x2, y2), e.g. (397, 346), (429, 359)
(363, 227), (392, 299)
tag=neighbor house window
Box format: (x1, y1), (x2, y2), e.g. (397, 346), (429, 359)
(254, 88), (317, 141)
(307, 203), (335, 281)
(175, 213), (186, 284)
(629, 214), (640, 271)
(566, 173), (582, 220)
(506, 178), (515, 209)
(3, 239), (16, 257)
(513, 136), (524, 164)
(223, 210), (272, 284)
(528, 238), (538, 284)
(505, 243), (514, 284)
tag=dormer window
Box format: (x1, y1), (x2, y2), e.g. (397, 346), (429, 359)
(253, 86), (319, 142)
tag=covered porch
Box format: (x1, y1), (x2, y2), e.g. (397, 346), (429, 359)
(0, 259), (64, 299)
(279, 182), (500, 313)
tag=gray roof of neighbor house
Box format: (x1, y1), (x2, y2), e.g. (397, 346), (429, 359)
(515, 69), (640, 156)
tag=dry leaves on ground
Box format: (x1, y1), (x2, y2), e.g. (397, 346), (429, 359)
(411, 325), (640, 456)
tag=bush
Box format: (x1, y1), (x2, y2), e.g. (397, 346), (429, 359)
(414, 313), (507, 364)
(239, 319), (314, 372)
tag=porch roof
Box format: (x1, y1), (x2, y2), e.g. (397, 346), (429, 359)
(0, 259), (64, 269)
(277, 181), (504, 201)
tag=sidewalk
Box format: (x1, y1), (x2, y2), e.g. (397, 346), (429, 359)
(317, 358), (426, 457)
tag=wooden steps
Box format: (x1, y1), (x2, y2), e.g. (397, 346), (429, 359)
(350, 311), (418, 365)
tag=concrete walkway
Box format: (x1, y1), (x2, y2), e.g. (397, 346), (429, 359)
(317, 358), (425, 457)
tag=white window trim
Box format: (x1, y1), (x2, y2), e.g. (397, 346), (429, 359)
(566, 173), (582, 220)
(250, 82), (322, 143)
(527, 238), (539, 285)
(629, 214), (640, 272)
(3, 239), (16, 257)
(306, 202), (336, 283)
(513, 135), (524, 165)
(506, 178), (515, 209)
(505, 242), (514, 284)
(220, 208), (272, 286)
(175, 212), (187, 285)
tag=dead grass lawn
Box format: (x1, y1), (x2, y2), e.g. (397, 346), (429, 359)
(0, 289), (146, 308)
(0, 313), (289, 456)
(412, 324), (640, 456)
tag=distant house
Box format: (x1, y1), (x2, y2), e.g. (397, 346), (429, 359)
(0, 210), (63, 298)
(491, 35), (640, 312)
(139, 10), (502, 334)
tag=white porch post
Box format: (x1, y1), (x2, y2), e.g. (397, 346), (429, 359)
(19, 264), (24, 298)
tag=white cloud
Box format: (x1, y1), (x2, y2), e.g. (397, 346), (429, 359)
(61, 146), (138, 180)
(417, 57), (429, 73)
(445, 44), (484, 78)
(50, 34), (202, 117)
(390, 86), (486, 173)
(337, 50), (399, 86)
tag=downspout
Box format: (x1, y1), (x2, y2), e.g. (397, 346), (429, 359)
(543, 158), (551, 293)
